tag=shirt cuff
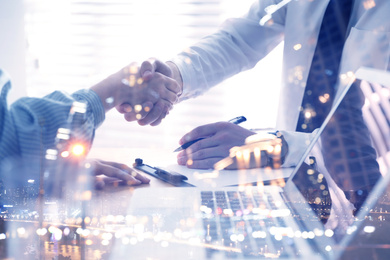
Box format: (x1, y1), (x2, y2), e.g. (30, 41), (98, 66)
(169, 57), (202, 102)
(280, 130), (318, 167)
(72, 89), (105, 128)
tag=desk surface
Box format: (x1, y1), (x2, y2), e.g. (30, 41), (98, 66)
(2, 147), (390, 260)
(89, 147), (293, 188)
(1, 147), (173, 259)
(1, 146), (289, 259)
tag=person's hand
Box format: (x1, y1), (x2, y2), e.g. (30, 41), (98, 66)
(118, 59), (183, 126)
(88, 159), (150, 189)
(177, 122), (256, 169)
(91, 62), (181, 126)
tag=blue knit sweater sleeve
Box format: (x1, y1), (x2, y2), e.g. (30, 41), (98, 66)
(0, 69), (105, 184)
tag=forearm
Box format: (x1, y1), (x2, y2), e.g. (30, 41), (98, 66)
(171, 19), (283, 101)
(90, 74), (123, 112)
(0, 89), (105, 168)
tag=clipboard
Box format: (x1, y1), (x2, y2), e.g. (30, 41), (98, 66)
(133, 158), (195, 187)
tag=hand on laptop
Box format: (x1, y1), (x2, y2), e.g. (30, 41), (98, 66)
(177, 122), (256, 169)
(89, 159), (150, 189)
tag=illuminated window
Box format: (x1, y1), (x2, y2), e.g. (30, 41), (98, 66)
(24, 0), (282, 149)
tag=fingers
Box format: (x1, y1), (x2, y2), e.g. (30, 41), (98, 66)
(117, 101), (154, 122)
(146, 72), (181, 102)
(178, 137), (222, 155)
(176, 123), (256, 170)
(138, 100), (171, 126)
(153, 60), (173, 77)
(118, 99), (170, 125)
(118, 72), (178, 121)
(139, 60), (180, 101)
(177, 145), (230, 166)
(117, 59), (180, 126)
(140, 59), (173, 79)
(179, 122), (228, 145)
(120, 63), (178, 104)
(92, 159), (150, 186)
(140, 59), (155, 80)
(163, 75), (181, 96)
(177, 155), (225, 170)
(94, 176), (124, 190)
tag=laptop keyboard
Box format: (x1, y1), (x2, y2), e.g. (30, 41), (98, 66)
(200, 190), (300, 258)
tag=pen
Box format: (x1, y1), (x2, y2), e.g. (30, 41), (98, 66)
(173, 116), (247, 152)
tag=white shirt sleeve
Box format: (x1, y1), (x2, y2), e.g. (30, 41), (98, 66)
(170, 0), (285, 101)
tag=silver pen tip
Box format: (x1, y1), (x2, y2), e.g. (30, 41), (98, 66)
(173, 147), (183, 152)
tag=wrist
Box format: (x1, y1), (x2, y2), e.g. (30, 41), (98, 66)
(166, 61), (183, 96)
(90, 76), (120, 112)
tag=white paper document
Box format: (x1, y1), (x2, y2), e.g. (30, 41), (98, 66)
(161, 164), (294, 188)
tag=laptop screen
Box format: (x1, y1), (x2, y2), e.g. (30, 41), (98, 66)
(285, 68), (390, 256)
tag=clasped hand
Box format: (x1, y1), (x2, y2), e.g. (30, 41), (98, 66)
(92, 61), (181, 126)
(114, 59), (182, 126)
(116, 61), (182, 126)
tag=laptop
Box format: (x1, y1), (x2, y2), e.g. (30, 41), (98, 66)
(109, 67), (390, 259)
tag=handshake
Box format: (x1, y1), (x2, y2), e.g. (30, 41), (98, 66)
(90, 59), (182, 126)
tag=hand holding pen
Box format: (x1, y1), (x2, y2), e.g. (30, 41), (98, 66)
(176, 116), (257, 170)
(174, 116), (247, 152)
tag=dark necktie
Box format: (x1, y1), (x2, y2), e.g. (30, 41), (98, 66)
(296, 0), (353, 132)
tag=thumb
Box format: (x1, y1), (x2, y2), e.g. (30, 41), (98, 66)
(140, 58), (172, 80)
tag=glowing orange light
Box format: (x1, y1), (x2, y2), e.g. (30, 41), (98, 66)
(319, 96), (328, 103)
(124, 105), (132, 113)
(134, 104), (142, 112)
(71, 144), (86, 156)
(274, 144), (281, 153)
(81, 190), (92, 200)
(339, 73), (347, 80)
(76, 217), (83, 225)
(84, 216), (91, 224)
(293, 44), (302, 51)
(184, 57), (192, 64)
(363, 0), (376, 10)
(293, 66), (304, 81)
(304, 111), (312, 119)
(243, 149), (251, 168)
(129, 65), (139, 74)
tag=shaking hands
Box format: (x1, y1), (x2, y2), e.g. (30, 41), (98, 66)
(91, 60), (182, 126)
